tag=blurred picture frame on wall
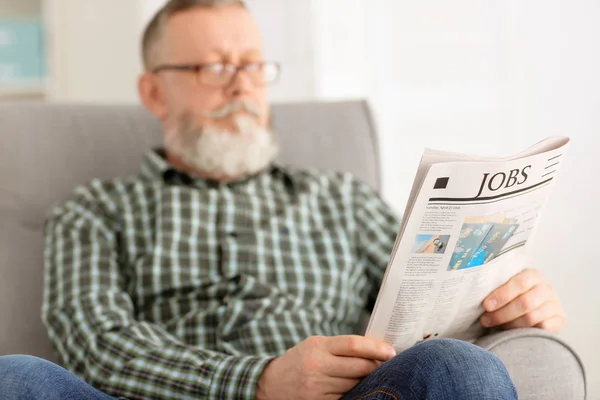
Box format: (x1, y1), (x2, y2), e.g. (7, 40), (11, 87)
(0, 19), (45, 92)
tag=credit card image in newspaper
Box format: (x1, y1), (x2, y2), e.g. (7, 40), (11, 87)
(463, 223), (519, 269)
(448, 223), (494, 270)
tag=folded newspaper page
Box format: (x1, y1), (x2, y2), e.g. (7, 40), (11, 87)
(365, 136), (570, 351)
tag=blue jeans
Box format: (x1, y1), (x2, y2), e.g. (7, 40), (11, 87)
(341, 339), (517, 400)
(0, 339), (517, 399)
(0, 355), (117, 400)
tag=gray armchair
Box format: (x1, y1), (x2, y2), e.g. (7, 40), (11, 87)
(0, 101), (586, 399)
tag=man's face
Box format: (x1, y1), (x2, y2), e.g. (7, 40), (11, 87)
(140, 5), (279, 180)
(158, 5), (269, 129)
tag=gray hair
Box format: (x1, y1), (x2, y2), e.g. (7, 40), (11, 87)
(141, 0), (247, 70)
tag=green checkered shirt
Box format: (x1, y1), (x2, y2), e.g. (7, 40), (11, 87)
(42, 150), (399, 400)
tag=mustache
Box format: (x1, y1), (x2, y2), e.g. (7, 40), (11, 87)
(207, 99), (264, 120)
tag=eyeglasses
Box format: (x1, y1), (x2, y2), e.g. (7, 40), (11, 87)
(151, 61), (281, 88)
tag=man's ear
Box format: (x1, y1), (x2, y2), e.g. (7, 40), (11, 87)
(138, 72), (168, 120)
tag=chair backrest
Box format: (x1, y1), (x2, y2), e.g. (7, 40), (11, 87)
(0, 100), (381, 362)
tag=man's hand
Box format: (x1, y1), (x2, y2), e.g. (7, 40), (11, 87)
(480, 269), (567, 333)
(255, 335), (396, 400)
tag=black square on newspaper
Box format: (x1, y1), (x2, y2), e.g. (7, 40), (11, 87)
(434, 177), (449, 189)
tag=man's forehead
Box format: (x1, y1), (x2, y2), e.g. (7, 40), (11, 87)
(164, 6), (263, 58)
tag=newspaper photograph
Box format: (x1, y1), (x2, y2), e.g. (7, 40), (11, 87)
(365, 136), (570, 351)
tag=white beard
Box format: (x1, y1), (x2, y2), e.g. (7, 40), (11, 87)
(165, 111), (279, 180)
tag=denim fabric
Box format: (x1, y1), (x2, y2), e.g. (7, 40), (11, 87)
(341, 339), (518, 400)
(0, 355), (117, 400)
(0, 339), (517, 400)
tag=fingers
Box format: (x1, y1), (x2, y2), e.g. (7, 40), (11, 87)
(479, 269), (568, 334)
(326, 356), (380, 379)
(326, 336), (396, 361)
(497, 300), (557, 329)
(536, 315), (567, 334)
(322, 377), (361, 394)
(483, 269), (544, 313)
(481, 282), (553, 327)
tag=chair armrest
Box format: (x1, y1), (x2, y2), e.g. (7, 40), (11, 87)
(476, 328), (586, 400)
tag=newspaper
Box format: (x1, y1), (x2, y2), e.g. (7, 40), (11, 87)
(365, 136), (570, 351)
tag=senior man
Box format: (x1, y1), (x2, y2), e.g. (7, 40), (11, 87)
(0, 1), (566, 399)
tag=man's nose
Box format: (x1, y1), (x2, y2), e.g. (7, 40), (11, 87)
(225, 68), (254, 98)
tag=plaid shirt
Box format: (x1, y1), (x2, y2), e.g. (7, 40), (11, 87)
(42, 150), (399, 400)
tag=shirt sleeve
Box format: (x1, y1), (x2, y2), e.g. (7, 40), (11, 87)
(352, 179), (402, 309)
(42, 185), (273, 400)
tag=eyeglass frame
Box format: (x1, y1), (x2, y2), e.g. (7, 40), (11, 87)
(151, 61), (281, 88)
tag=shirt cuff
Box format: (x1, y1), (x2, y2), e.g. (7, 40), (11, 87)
(208, 354), (275, 400)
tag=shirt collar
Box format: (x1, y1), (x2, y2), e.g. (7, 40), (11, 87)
(140, 148), (172, 181)
(140, 148), (296, 192)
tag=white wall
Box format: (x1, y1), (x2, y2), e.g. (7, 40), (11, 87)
(362, 1), (519, 209)
(308, 0), (369, 99)
(44, 0), (141, 102)
(245, 0), (316, 102)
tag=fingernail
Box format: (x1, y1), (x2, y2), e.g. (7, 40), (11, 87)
(486, 298), (497, 311)
(481, 316), (492, 327)
(386, 347), (397, 358)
